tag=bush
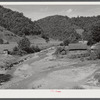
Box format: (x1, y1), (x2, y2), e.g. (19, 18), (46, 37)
(16, 49), (27, 56)
(61, 50), (66, 55)
(87, 39), (95, 46)
(22, 45), (41, 54)
(0, 39), (3, 44)
(94, 49), (100, 59)
(94, 73), (100, 83)
(87, 49), (100, 60)
(0, 74), (12, 84)
(13, 46), (19, 52)
(18, 36), (31, 51)
(54, 47), (63, 55)
(11, 46), (27, 56)
(60, 43), (64, 46)
(5, 41), (9, 44)
(32, 45), (40, 52)
(54, 46), (67, 55)
(11, 36), (41, 56)
(41, 34), (49, 43)
(88, 52), (97, 60)
(11, 36), (31, 56)
(10, 46), (19, 55)
(5, 62), (13, 70)
(11, 45), (41, 56)
(63, 39), (70, 46)
(94, 73), (100, 80)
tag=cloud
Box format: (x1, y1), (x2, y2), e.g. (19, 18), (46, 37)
(40, 7), (49, 12)
(58, 8), (73, 15)
(66, 9), (73, 13)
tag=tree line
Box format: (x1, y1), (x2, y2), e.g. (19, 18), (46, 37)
(36, 15), (100, 45)
(0, 6), (42, 36)
(1, 6), (100, 45)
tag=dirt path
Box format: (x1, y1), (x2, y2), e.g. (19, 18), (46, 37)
(0, 47), (56, 89)
(0, 47), (99, 89)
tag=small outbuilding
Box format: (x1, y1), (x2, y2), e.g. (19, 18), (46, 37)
(67, 43), (88, 55)
(68, 43), (88, 51)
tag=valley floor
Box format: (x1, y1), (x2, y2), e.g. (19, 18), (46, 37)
(0, 47), (100, 89)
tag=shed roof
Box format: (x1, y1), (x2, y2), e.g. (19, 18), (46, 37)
(68, 43), (88, 50)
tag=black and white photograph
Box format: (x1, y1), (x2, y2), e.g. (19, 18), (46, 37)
(0, 2), (100, 90)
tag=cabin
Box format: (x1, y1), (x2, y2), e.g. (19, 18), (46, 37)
(67, 43), (88, 55)
(68, 43), (88, 51)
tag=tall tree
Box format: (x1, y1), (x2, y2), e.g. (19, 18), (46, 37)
(41, 34), (49, 43)
(18, 35), (31, 51)
(91, 22), (100, 43)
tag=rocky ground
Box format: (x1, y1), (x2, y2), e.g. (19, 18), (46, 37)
(0, 47), (100, 89)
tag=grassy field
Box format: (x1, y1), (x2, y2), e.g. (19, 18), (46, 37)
(0, 36), (61, 72)
(0, 36), (61, 53)
(0, 34), (62, 54)
(28, 36), (62, 49)
(0, 26), (20, 42)
(0, 42), (17, 53)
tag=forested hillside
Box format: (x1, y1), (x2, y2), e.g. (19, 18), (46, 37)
(36, 15), (100, 43)
(71, 16), (100, 41)
(0, 6), (41, 36)
(0, 26), (20, 42)
(36, 15), (81, 41)
(1, 5), (100, 44)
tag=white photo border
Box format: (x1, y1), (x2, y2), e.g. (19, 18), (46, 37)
(0, 1), (100, 98)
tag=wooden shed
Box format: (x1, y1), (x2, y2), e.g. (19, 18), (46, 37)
(68, 43), (88, 51)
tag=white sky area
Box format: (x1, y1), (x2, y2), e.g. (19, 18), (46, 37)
(3, 5), (100, 21)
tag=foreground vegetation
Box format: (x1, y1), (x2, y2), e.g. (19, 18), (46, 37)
(0, 74), (12, 85)
(36, 15), (100, 45)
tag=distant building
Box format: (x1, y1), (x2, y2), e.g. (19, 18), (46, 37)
(66, 43), (88, 56)
(68, 43), (88, 51)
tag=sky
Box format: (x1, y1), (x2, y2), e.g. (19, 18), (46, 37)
(3, 5), (100, 21)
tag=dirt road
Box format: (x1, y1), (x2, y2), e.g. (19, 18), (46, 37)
(0, 47), (100, 89)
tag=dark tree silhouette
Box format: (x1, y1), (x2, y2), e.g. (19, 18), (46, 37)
(41, 34), (49, 43)
(18, 36), (31, 51)
(0, 38), (3, 44)
(91, 22), (100, 43)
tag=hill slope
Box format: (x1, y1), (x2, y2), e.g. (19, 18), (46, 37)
(36, 15), (80, 41)
(36, 15), (100, 42)
(0, 6), (42, 36)
(0, 26), (20, 42)
(1, 5), (100, 43)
